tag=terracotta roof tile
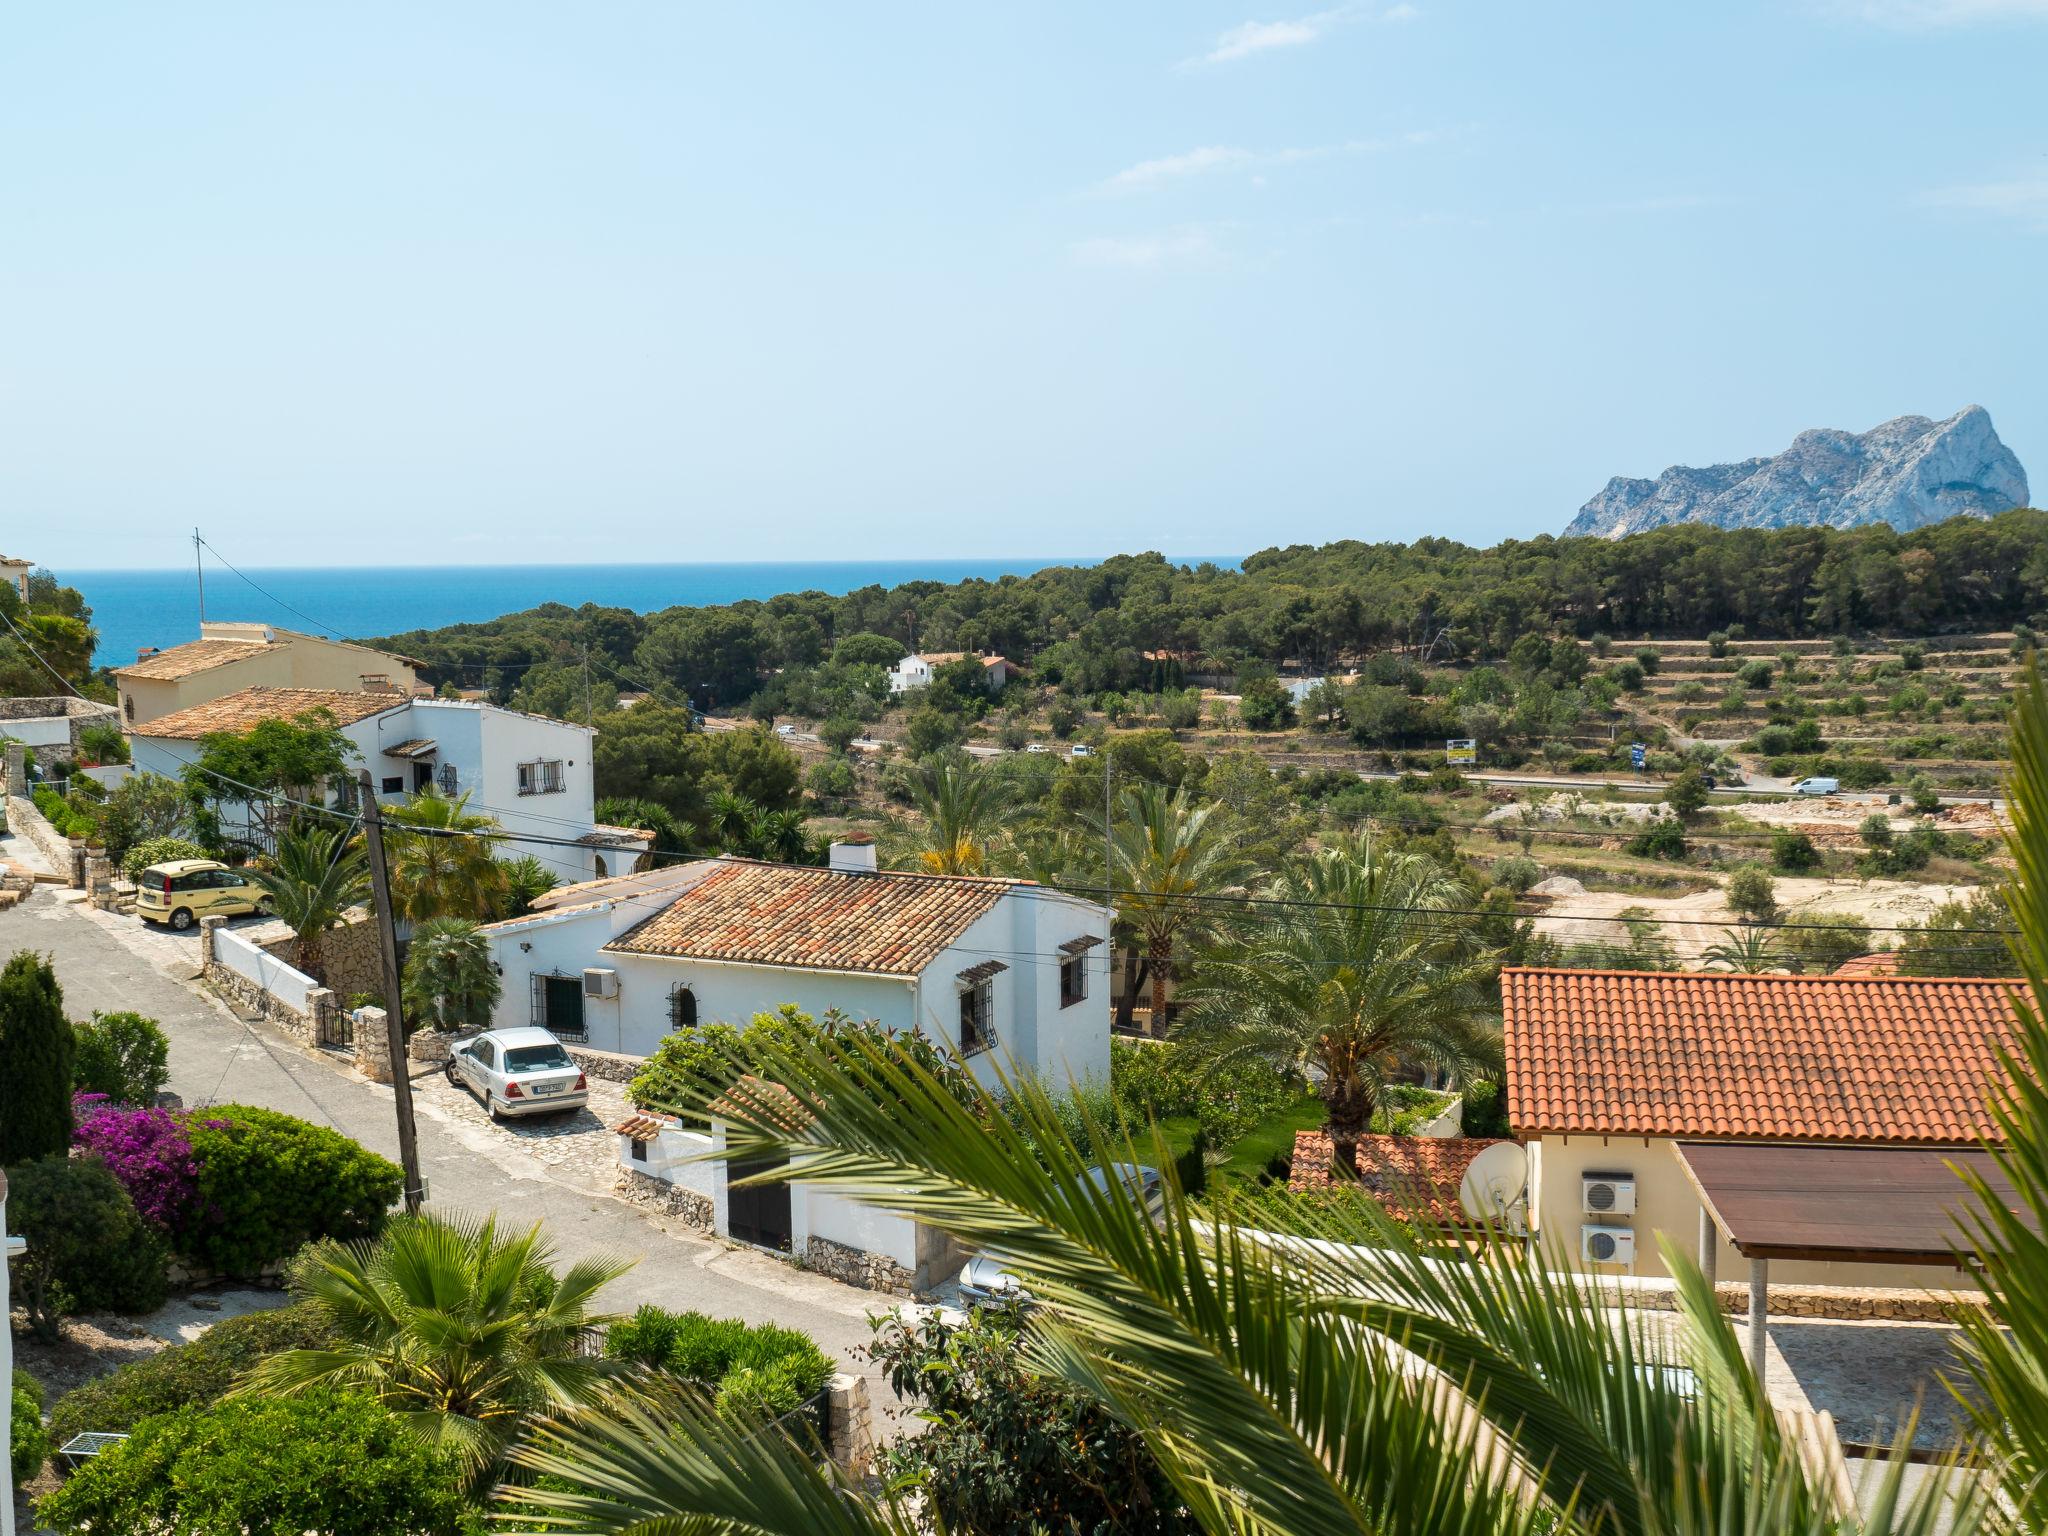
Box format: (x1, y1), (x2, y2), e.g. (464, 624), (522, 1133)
(1288, 1132), (1508, 1223)
(613, 1114), (669, 1138)
(1502, 966), (2024, 1145)
(602, 858), (1011, 976)
(117, 637), (279, 681)
(136, 686), (402, 740)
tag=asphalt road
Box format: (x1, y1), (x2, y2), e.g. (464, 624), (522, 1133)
(2, 889), (907, 1413)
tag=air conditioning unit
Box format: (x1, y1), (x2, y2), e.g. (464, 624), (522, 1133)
(1581, 1171), (1637, 1216)
(1581, 1224), (1635, 1266)
(582, 968), (619, 1000)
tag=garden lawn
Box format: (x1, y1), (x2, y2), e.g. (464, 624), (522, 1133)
(1214, 1094), (1327, 1185)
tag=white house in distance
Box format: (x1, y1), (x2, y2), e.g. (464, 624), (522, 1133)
(127, 686), (648, 882)
(0, 554), (31, 605)
(114, 620), (426, 729)
(476, 838), (1111, 1088)
(887, 651), (1009, 695)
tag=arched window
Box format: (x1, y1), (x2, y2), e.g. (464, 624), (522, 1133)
(669, 985), (698, 1032)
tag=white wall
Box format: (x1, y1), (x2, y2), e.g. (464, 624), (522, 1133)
(801, 1186), (921, 1269)
(1529, 1133), (1974, 1290)
(1, 1181), (15, 1536)
(214, 927), (314, 1014)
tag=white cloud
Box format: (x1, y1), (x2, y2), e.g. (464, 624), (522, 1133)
(1100, 146), (1256, 193)
(1070, 228), (1221, 270)
(1828, 0), (2048, 23)
(1921, 175), (2048, 226)
(1184, 4), (1416, 66)
(1097, 131), (1438, 195)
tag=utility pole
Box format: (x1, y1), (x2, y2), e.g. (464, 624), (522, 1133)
(193, 528), (207, 627)
(357, 769), (425, 1214)
(581, 643), (592, 727)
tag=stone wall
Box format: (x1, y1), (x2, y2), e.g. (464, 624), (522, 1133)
(5, 779), (80, 883)
(1601, 1276), (1991, 1325)
(253, 909), (384, 1007)
(0, 696), (118, 771)
(825, 1374), (874, 1477)
(802, 1234), (916, 1297)
(354, 1005), (396, 1084)
(614, 1165), (714, 1231)
(569, 1044), (645, 1084)
(199, 916), (340, 1050)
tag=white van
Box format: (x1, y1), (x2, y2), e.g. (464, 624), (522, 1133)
(1791, 777), (1839, 796)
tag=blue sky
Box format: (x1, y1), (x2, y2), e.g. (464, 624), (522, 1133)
(6, 1), (2042, 570)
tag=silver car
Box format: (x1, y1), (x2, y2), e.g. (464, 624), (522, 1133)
(959, 1163), (1163, 1309)
(445, 1026), (589, 1120)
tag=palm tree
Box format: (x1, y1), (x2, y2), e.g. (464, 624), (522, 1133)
(400, 917), (502, 1033)
(502, 1022), (1969, 1536)
(594, 795), (689, 858)
(252, 822), (368, 985)
(1703, 923), (1784, 973)
(905, 754), (1012, 875)
(704, 788), (763, 855)
(1178, 838), (1497, 1176)
(240, 1212), (629, 1486)
(495, 854), (557, 919)
(1102, 784), (1251, 1034)
(382, 787), (507, 922)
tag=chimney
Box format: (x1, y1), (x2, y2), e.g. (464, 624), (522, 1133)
(828, 835), (878, 875)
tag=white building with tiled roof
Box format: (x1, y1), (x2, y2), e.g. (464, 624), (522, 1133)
(114, 620), (424, 729)
(474, 841), (1111, 1091)
(128, 686), (646, 883)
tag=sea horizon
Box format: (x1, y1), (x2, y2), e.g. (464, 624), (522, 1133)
(65, 555), (1239, 670)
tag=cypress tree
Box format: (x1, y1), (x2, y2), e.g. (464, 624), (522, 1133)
(0, 949), (75, 1163)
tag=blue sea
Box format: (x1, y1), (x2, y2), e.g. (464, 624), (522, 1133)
(67, 557), (1232, 670)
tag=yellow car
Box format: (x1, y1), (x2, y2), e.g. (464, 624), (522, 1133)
(135, 859), (271, 931)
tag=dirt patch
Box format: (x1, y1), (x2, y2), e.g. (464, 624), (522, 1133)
(1533, 875), (1980, 962)
(1484, 792), (1672, 829)
(12, 1288), (288, 1398)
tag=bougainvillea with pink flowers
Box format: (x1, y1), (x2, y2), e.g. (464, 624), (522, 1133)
(72, 1093), (203, 1232)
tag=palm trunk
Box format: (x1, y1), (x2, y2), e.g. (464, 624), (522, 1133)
(1114, 950), (1147, 1032)
(1324, 1077), (1376, 1177)
(298, 930), (327, 987)
(1148, 936), (1173, 1037)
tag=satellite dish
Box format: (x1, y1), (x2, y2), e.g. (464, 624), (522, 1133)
(1458, 1142), (1529, 1225)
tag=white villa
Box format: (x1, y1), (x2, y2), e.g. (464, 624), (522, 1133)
(126, 686), (648, 882)
(476, 838), (1111, 1088)
(886, 651), (1009, 695)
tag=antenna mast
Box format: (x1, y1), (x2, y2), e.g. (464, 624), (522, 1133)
(194, 528), (207, 627)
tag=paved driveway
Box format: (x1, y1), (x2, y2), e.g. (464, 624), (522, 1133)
(5, 890), (911, 1422)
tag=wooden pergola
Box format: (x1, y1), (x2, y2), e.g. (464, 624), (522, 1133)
(1674, 1141), (2025, 1381)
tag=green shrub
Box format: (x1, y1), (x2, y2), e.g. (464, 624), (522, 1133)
(121, 836), (210, 883)
(35, 1389), (478, 1536)
(1836, 757), (1890, 790)
(1779, 912), (1874, 973)
(6, 1153), (168, 1338)
(1491, 856), (1541, 895)
(1724, 865), (1778, 923)
(1770, 829), (1821, 873)
(0, 948), (76, 1164)
(603, 1306), (831, 1425)
(1460, 1079), (1511, 1139)
(11, 1371), (48, 1488)
(72, 1010), (170, 1105)
(49, 1303), (337, 1447)
(1735, 660), (1773, 688)
(1626, 820), (1689, 861)
(181, 1105), (402, 1275)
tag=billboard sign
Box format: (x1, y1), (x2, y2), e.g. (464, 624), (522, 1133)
(1445, 739), (1477, 766)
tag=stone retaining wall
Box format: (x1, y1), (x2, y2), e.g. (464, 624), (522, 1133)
(253, 910), (383, 1009)
(199, 916), (339, 1049)
(570, 1044), (645, 1084)
(802, 1234), (916, 1297)
(614, 1165), (713, 1231)
(6, 784), (78, 882)
(1602, 1277), (1990, 1325)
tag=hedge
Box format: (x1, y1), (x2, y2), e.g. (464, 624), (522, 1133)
(48, 1302), (337, 1448)
(181, 1104), (403, 1275)
(603, 1306), (833, 1425)
(10, 1371), (47, 1488)
(35, 1389), (480, 1536)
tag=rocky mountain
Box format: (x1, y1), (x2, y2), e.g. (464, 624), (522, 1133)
(1567, 406), (2030, 539)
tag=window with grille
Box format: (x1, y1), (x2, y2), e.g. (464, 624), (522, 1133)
(1059, 956), (1087, 1008)
(669, 985), (698, 1031)
(438, 762), (458, 794)
(959, 980), (994, 1056)
(517, 759), (566, 796)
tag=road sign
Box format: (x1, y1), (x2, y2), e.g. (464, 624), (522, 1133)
(1630, 742), (1647, 770)
(1445, 739), (1477, 766)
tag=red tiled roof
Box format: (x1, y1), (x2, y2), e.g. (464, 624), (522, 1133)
(136, 686), (399, 740)
(1289, 1132), (1507, 1223)
(116, 636), (279, 680)
(613, 1114), (669, 1139)
(602, 858), (1011, 976)
(705, 1075), (813, 1130)
(1502, 966), (2024, 1145)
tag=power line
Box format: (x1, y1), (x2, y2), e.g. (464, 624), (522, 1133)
(195, 537), (352, 641)
(0, 607), (93, 700)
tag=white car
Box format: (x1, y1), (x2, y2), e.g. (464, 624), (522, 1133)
(1069, 743), (1094, 759)
(1791, 776), (1840, 796)
(445, 1027), (589, 1120)
(1024, 742), (1050, 754)
(774, 723), (797, 737)
(959, 1164), (1162, 1308)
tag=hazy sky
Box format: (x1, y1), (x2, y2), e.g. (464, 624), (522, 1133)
(6, 2), (2043, 570)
